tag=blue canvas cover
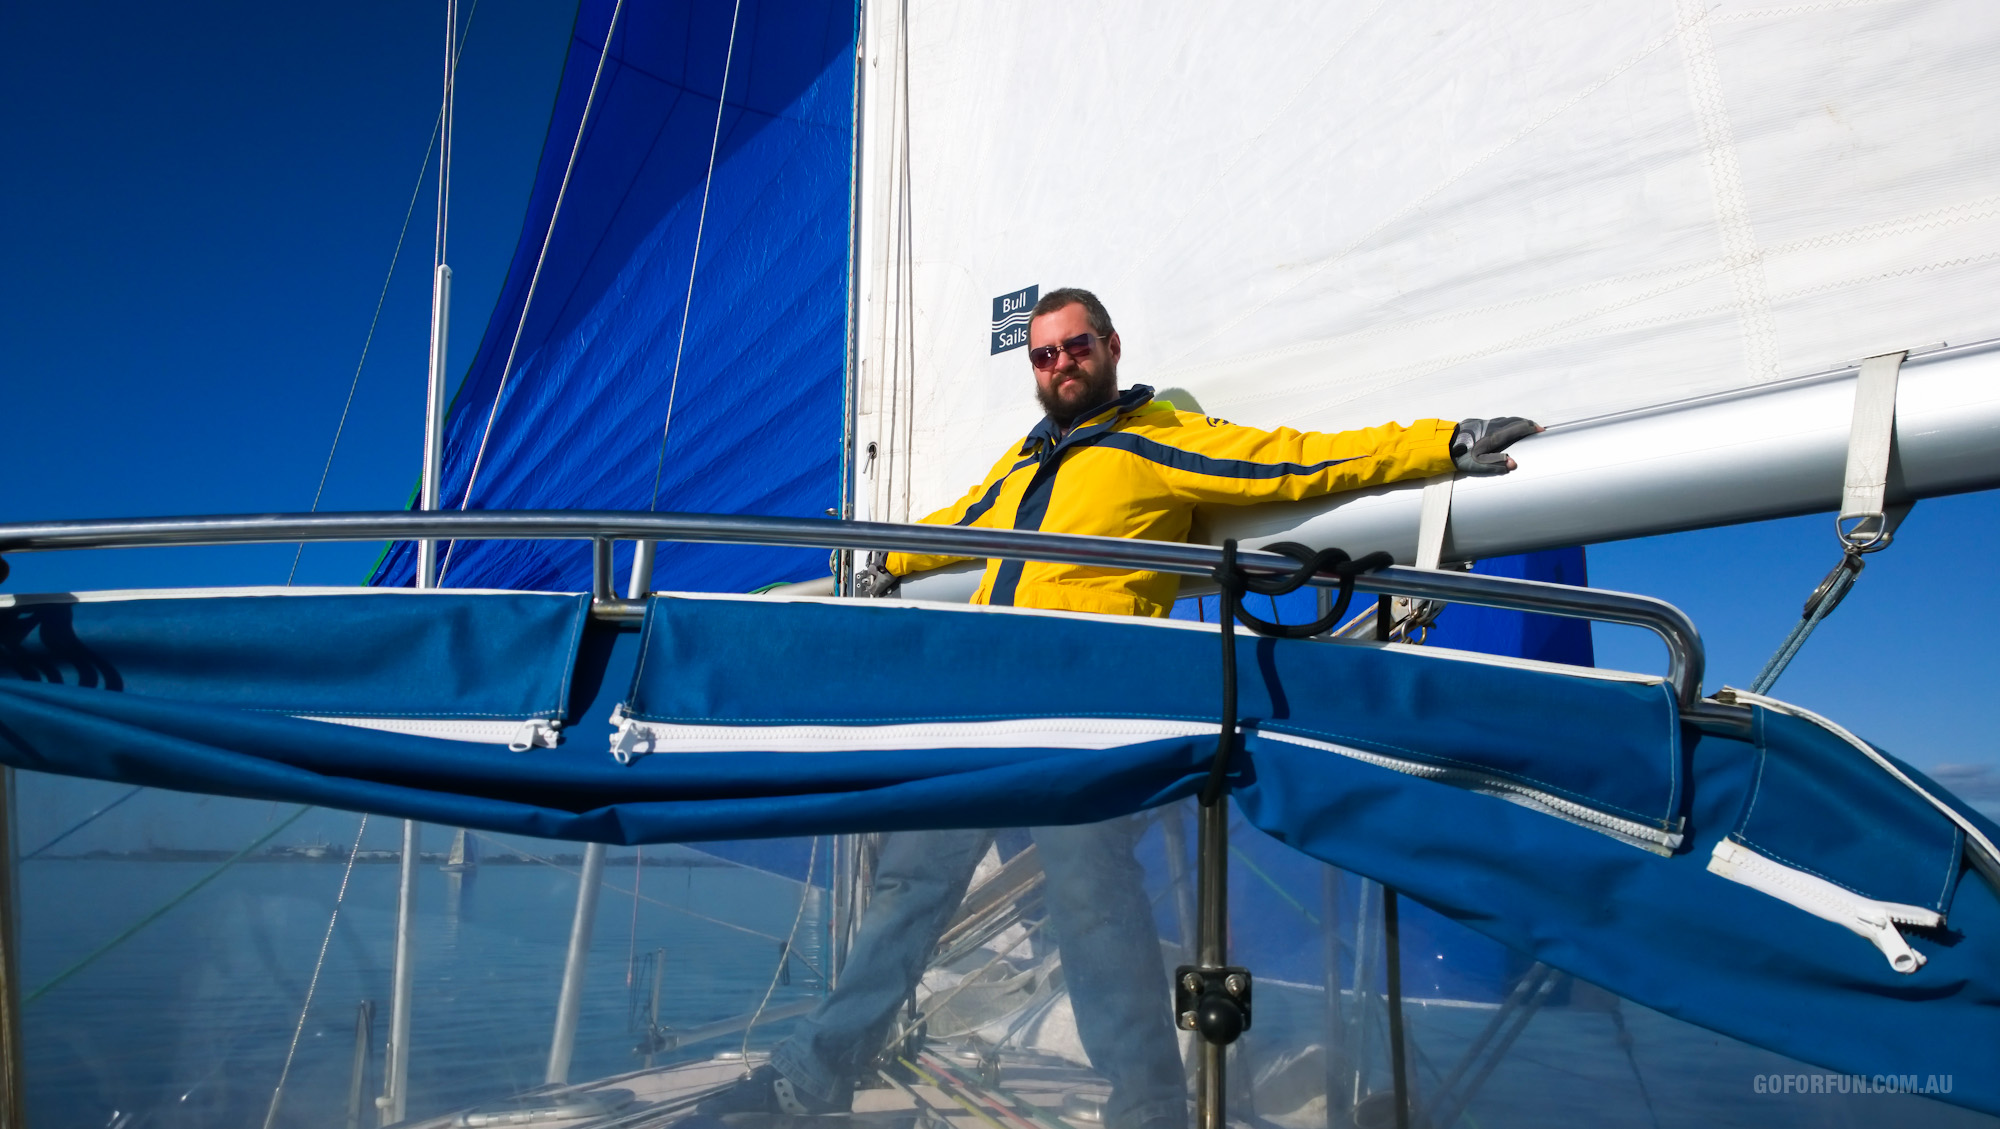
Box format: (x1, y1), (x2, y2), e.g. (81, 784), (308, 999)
(370, 0), (855, 594)
(0, 589), (1995, 1115)
(0, 589), (587, 732)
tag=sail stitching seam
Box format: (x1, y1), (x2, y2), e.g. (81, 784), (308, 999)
(1162, 5), (1713, 369)
(1713, 0), (1913, 20)
(1167, 192), (2000, 401)
(1678, 0), (1778, 386)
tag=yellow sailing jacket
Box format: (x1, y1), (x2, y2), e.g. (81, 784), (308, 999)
(885, 385), (1457, 618)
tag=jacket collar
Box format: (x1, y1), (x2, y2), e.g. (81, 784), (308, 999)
(1020, 385), (1155, 455)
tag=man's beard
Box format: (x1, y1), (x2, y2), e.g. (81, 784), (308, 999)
(1035, 361), (1119, 427)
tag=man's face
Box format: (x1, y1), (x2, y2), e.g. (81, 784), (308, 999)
(1029, 302), (1120, 425)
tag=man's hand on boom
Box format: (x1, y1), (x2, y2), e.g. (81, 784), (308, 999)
(1450, 417), (1542, 476)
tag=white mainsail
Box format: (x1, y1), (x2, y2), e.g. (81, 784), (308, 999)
(852, 0), (2000, 552)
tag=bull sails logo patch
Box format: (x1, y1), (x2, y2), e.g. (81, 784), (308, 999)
(990, 285), (1037, 355)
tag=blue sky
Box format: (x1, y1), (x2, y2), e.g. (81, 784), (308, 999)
(2, 1), (1995, 852)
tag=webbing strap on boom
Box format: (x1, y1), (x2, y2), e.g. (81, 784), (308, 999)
(1839, 351), (1906, 551)
(1750, 351), (1913, 693)
(1415, 473), (1454, 571)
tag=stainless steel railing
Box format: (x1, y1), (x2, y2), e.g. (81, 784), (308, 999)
(0, 510), (1706, 706)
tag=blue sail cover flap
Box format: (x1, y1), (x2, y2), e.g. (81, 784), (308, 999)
(1731, 708), (1964, 914)
(0, 589), (589, 727)
(1239, 714), (2000, 1117)
(614, 595), (1684, 847)
(2, 592), (1998, 1113)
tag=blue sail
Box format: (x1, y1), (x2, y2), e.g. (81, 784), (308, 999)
(371, 0), (856, 594)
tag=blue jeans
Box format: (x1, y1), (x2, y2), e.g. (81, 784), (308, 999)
(770, 819), (1186, 1129)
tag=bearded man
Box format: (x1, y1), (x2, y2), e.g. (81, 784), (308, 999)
(694, 288), (1535, 1129)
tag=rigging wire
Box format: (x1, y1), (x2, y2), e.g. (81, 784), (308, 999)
(464, 830), (825, 977)
(18, 785), (142, 861)
(442, 0), (630, 585)
(648, 0), (747, 512)
(741, 835), (819, 1060)
(625, 845), (643, 988)
(25, 806), (312, 1005)
(261, 814), (370, 1129)
(286, 0), (484, 585)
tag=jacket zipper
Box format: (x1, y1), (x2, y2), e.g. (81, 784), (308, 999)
(1707, 838), (1940, 973)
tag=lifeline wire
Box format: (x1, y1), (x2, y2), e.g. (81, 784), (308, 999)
(649, 0), (747, 512)
(742, 835), (819, 1060)
(262, 814), (370, 1129)
(444, 0), (631, 585)
(285, 0), (484, 586)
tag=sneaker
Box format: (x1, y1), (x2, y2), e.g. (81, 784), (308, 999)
(689, 1065), (848, 1123)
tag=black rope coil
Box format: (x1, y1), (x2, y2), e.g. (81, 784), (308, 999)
(1201, 540), (1394, 806)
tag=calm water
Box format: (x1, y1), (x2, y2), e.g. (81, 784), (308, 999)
(19, 855), (826, 1129)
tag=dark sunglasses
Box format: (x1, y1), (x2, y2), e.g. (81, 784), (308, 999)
(1028, 331), (1104, 371)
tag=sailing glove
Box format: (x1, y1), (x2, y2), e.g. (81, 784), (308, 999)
(1450, 417), (1540, 476)
(853, 552), (901, 599)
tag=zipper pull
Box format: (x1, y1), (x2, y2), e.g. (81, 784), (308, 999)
(1853, 907), (1926, 974)
(508, 718), (563, 753)
(608, 707), (649, 765)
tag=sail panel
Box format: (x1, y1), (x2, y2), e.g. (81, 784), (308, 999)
(372, 0), (857, 593)
(853, 0), (2000, 527)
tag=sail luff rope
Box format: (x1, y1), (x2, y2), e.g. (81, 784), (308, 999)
(442, 0), (630, 585)
(741, 835), (819, 1059)
(648, 0), (747, 513)
(287, 0), (483, 585)
(261, 814), (369, 1129)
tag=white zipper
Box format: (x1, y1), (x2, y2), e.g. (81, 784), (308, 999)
(1708, 838), (1940, 973)
(606, 708), (1218, 765)
(300, 715), (563, 751)
(1257, 730), (1682, 855)
(600, 711), (1678, 853)
(1721, 687), (2000, 896)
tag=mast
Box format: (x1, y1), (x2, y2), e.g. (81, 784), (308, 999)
(416, 0), (456, 589)
(385, 5), (456, 1122)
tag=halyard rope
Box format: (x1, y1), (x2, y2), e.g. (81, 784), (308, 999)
(444, 0), (630, 585)
(289, 0), (484, 586)
(650, 0), (747, 513)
